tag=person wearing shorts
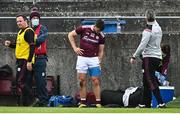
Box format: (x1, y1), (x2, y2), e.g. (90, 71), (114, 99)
(68, 19), (105, 108)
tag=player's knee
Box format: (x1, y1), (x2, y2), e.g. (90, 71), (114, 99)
(92, 78), (100, 86)
(79, 76), (86, 87)
(79, 75), (86, 81)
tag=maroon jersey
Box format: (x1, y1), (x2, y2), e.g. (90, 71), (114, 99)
(75, 25), (105, 57)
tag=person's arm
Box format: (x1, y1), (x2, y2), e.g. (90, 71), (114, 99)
(133, 30), (151, 58)
(68, 30), (78, 50)
(24, 29), (35, 71)
(98, 34), (105, 63)
(130, 29), (151, 64)
(161, 55), (170, 75)
(24, 29), (35, 62)
(68, 29), (84, 55)
(36, 25), (48, 47)
(98, 44), (105, 63)
(4, 40), (16, 48)
(9, 42), (16, 48)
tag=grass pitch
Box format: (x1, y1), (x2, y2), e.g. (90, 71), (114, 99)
(0, 97), (179, 113)
(0, 107), (180, 113)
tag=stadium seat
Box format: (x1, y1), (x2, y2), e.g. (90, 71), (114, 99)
(0, 78), (13, 95)
(46, 76), (55, 95)
(32, 75), (55, 96)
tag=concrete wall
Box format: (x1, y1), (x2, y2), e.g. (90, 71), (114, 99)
(0, 18), (180, 33)
(0, 0), (180, 16)
(0, 33), (179, 97)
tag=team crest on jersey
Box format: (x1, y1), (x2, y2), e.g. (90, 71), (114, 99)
(96, 36), (99, 40)
(85, 32), (90, 35)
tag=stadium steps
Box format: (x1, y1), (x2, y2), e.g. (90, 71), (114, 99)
(0, 0), (180, 16)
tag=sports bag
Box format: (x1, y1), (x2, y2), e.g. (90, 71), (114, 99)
(48, 95), (73, 107)
(101, 89), (124, 107)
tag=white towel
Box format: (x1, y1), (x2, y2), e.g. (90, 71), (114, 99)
(122, 87), (138, 107)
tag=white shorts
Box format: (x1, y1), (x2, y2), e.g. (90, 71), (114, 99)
(76, 56), (101, 76)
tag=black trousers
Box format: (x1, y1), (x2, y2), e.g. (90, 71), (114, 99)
(33, 56), (48, 106)
(16, 59), (33, 106)
(141, 57), (163, 107)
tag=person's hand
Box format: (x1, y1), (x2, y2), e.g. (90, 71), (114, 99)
(73, 47), (84, 55)
(4, 40), (11, 47)
(130, 57), (136, 64)
(27, 62), (33, 71)
(98, 57), (102, 64)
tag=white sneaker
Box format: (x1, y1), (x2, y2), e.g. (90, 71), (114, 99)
(136, 104), (146, 108)
(78, 103), (87, 108)
(158, 103), (166, 108)
(96, 104), (102, 108)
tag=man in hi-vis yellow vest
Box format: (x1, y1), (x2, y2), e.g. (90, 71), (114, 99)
(5, 14), (35, 106)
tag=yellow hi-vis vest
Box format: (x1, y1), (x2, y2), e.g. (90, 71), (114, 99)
(15, 27), (35, 63)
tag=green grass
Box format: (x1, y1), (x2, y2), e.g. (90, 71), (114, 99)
(0, 97), (179, 113)
(166, 97), (180, 108)
(0, 107), (180, 113)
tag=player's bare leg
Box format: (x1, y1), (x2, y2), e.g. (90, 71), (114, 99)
(92, 77), (101, 108)
(78, 73), (87, 107)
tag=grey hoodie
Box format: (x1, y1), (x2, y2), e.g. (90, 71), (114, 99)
(133, 21), (162, 59)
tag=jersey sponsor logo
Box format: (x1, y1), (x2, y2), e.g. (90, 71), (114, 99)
(82, 36), (98, 43)
(82, 25), (91, 28)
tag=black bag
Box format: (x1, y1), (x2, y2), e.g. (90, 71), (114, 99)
(128, 87), (143, 107)
(101, 87), (144, 108)
(101, 89), (124, 107)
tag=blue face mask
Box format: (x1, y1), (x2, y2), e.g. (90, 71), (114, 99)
(31, 19), (39, 27)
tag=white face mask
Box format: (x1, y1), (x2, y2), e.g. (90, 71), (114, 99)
(31, 19), (39, 27)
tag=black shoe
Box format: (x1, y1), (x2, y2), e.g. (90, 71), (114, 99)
(38, 102), (48, 107)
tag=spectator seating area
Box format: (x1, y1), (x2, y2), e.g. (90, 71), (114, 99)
(0, 64), (56, 106)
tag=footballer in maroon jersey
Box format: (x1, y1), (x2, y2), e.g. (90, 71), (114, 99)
(75, 25), (105, 57)
(68, 19), (105, 108)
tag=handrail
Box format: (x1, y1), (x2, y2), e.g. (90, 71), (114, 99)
(0, 16), (180, 19)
